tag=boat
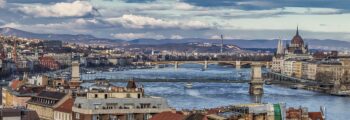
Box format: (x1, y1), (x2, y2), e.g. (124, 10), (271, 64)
(200, 68), (205, 71)
(265, 81), (272, 85)
(290, 84), (304, 89)
(86, 71), (96, 74)
(108, 68), (115, 72)
(185, 82), (193, 89)
(290, 85), (298, 89)
(330, 91), (350, 97)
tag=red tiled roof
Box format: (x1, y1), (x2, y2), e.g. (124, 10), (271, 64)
(54, 98), (74, 113)
(308, 112), (324, 120)
(150, 111), (185, 120)
(10, 80), (21, 90)
(185, 113), (207, 120)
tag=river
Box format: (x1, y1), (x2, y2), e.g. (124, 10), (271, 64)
(81, 64), (350, 120)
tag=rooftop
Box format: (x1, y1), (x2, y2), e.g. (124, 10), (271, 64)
(150, 111), (184, 120)
(54, 98), (74, 113)
(37, 91), (67, 100)
(74, 96), (169, 110)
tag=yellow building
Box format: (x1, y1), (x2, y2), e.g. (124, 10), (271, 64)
(316, 63), (343, 83)
(306, 62), (318, 80)
(2, 86), (45, 108)
(292, 61), (303, 78)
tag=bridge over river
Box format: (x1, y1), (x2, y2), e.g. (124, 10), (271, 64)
(133, 60), (271, 69)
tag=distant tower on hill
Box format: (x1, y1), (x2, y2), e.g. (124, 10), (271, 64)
(220, 35), (224, 54)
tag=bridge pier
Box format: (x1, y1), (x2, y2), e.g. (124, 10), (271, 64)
(266, 62), (270, 69)
(174, 61), (179, 69)
(204, 60), (208, 70)
(249, 62), (264, 96)
(235, 61), (241, 69)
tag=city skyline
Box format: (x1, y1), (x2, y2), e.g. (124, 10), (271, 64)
(0, 0), (350, 41)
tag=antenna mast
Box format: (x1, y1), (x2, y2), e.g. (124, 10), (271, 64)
(220, 35), (224, 54)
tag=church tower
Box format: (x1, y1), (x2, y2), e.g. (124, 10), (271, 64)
(276, 38), (284, 55)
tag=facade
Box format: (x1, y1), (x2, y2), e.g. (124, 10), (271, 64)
(26, 91), (70, 120)
(2, 81), (45, 107)
(292, 61), (303, 78)
(28, 75), (49, 86)
(2, 87), (31, 107)
(0, 108), (40, 120)
(306, 62), (318, 80)
(42, 40), (63, 50)
(44, 53), (72, 67)
(271, 56), (284, 73)
(281, 60), (294, 76)
(316, 62), (343, 84)
(39, 56), (60, 70)
(72, 81), (171, 120)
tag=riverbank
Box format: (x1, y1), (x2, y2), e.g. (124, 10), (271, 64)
(265, 71), (350, 96)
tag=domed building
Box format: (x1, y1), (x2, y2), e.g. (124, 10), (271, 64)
(286, 27), (308, 55)
(271, 27), (312, 73)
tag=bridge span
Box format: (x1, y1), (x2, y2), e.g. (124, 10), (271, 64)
(133, 60), (271, 69)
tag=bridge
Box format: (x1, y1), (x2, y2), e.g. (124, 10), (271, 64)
(134, 61), (271, 69)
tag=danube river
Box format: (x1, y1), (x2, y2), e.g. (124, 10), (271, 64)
(81, 64), (350, 120)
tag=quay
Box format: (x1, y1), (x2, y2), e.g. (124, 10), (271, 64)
(265, 71), (349, 96)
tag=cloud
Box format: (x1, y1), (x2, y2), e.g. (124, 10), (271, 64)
(0, 0), (5, 8)
(236, 1), (273, 7)
(111, 32), (165, 40)
(170, 35), (183, 39)
(16, 1), (95, 17)
(210, 35), (221, 39)
(174, 2), (195, 10)
(1, 18), (99, 34)
(104, 14), (212, 29)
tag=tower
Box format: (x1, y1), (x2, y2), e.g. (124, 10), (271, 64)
(249, 62), (264, 95)
(69, 60), (82, 89)
(220, 35), (224, 54)
(71, 61), (80, 81)
(276, 38), (284, 55)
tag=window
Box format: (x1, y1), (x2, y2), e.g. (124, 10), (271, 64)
(105, 94), (108, 99)
(140, 103), (150, 109)
(137, 94), (141, 98)
(95, 94), (98, 98)
(75, 113), (80, 119)
(126, 93), (131, 98)
(127, 114), (134, 120)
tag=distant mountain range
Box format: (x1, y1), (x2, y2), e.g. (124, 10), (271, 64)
(1, 27), (349, 50)
(0, 27), (124, 44)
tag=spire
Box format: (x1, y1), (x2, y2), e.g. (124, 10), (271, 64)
(296, 25), (299, 35)
(277, 38), (284, 55)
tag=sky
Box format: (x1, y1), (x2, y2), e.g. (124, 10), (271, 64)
(0, 0), (350, 41)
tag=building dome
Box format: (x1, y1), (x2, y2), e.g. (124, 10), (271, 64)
(291, 27), (304, 45)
